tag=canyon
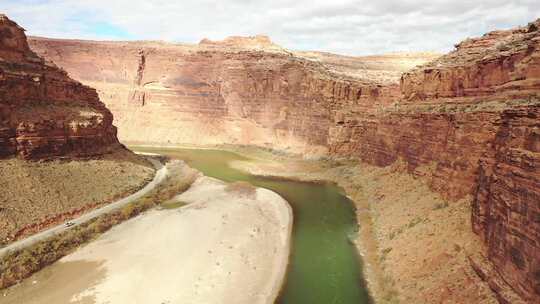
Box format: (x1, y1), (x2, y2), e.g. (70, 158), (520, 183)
(0, 15), (153, 245)
(0, 11), (537, 303)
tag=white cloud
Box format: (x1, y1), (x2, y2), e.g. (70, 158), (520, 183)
(2, 0), (540, 55)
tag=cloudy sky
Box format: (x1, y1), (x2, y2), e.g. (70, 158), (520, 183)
(2, 0), (540, 55)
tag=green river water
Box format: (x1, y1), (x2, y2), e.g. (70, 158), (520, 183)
(135, 147), (372, 304)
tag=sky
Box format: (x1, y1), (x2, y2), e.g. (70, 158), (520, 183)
(2, 0), (540, 56)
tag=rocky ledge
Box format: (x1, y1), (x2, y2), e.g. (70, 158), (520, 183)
(27, 35), (433, 155)
(331, 19), (540, 303)
(0, 14), (121, 160)
(401, 20), (540, 101)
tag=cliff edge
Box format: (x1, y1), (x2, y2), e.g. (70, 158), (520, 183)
(0, 14), (121, 159)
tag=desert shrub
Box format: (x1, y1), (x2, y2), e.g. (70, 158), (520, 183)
(432, 201), (449, 210)
(388, 227), (404, 240)
(407, 216), (427, 229)
(380, 247), (393, 262)
(160, 200), (187, 210)
(121, 203), (136, 218)
(380, 274), (400, 304)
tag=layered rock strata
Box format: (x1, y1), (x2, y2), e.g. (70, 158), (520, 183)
(28, 36), (427, 155)
(401, 21), (540, 303)
(472, 103), (540, 303)
(27, 20), (540, 303)
(401, 22), (540, 101)
(0, 15), (121, 160)
(331, 20), (540, 302)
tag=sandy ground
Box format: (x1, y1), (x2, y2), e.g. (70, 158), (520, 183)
(0, 157), (167, 259)
(225, 147), (498, 304)
(0, 149), (154, 243)
(0, 175), (292, 304)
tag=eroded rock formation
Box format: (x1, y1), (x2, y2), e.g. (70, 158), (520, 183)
(329, 20), (540, 303)
(407, 22), (540, 303)
(0, 15), (120, 159)
(28, 36), (428, 155)
(472, 103), (540, 303)
(402, 22), (540, 100)
(27, 19), (540, 303)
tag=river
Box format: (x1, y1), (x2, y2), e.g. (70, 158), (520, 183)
(136, 147), (372, 304)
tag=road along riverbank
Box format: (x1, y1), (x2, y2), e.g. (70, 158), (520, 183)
(0, 157), (167, 260)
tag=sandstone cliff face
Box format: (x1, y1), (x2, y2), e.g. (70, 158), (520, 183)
(27, 20), (540, 303)
(328, 98), (540, 303)
(413, 21), (539, 304)
(199, 35), (285, 52)
(401, 21), (540, 101)
(28, 37), (423, 156)
(0, 15), (120, 159)
(327, 102), (505, 200)
(340, 19), (540, 199)
(472, 103), (540, 302)
(296, 51), (440, 84)
(330, 20), (540, 302)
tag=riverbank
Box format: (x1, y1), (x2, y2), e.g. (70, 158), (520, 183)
(132, 146), (373, 303)
(0, 148), (155, 244)
(1, 168), (292, 304)
(0, 159), (194, 291)
(220, 145), (499, 304)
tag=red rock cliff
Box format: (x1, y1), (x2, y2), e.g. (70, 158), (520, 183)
(409, 21), (539, 304)
(402, 22), (540, 101)
(472, 103), (540, 303)
(27, 36), (427, 155)
(0, 15), (121, 159)
(330, 20), (540, 303)
(329, 20), (540, 201)
(335, 20), (539, 303)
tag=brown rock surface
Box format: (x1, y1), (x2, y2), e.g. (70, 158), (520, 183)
(401, 20), (540, 101)
(199, 35), (285, 52)
(472, 103), (540, 303)
(0, 14), (121, 160)
(28, 36), (433, 156)
(329, 19), (540, 302)
(295, 51), (440, 84)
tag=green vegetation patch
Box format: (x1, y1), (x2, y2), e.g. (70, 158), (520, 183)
(160, 200), (187, 210)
